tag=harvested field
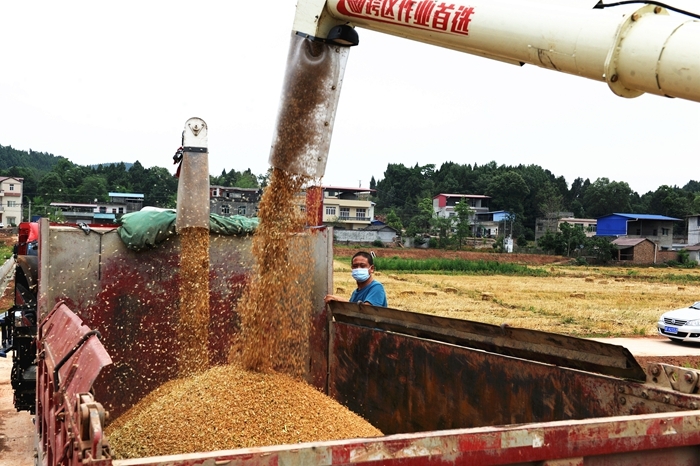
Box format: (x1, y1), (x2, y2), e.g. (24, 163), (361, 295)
(332, 260), (700, 337)
(105, 364), (382, 459)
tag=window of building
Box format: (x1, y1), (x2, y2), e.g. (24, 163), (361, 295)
(662, 228), (669, 236)
(7, 201), (16, 208)
(222, 205), (230, 214)
(9, 184), (14, 191)
(112, 208), (117, 214)
(238, 206), (246, 215)
(99, 206), (107, 213)
(356, 208), (366, 219)
(118, 207), (124, 214)
(340, 207), (350, 219)
(7, 217), (15, 225)
(653, 229), (658, 236)
(326, 206), (336, 216)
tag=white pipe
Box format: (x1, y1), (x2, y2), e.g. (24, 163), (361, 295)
(296, 0), (700, 103)
(176, 118), (210, 231)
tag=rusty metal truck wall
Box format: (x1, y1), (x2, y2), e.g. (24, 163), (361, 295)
(327, 304), (700, 435)
(37, 221), (332, 420)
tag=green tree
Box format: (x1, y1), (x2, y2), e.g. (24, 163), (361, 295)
(38, 172), (67, 203)
(583, 236), (617, 263)
(537, 230), (559, 254)
(386, 209), (403, 233)
(537, 222), (586, 256)
(454, 200), (473, 249)
(558, 222), (587, 257)
(432, 216), (453, 248)
(76, 175), (109, 203)
(582, 178), (633, 218)
(413, 197), (435, 233)
(486, 170), (530, 219)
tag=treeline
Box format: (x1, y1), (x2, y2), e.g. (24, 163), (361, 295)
(4, 143), (700, 237)
(0, 144), (263, 218)
(371, 161), (700, 239)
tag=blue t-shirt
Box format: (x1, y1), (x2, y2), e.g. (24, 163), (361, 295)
(349, 280), (387, 307)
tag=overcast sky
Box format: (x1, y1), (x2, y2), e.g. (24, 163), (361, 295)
(1, 1), (698, 196)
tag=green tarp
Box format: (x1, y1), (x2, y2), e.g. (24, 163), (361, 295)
(117, 209), (258, 251)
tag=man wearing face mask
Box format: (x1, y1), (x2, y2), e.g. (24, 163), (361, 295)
(324, 251), (387, 307)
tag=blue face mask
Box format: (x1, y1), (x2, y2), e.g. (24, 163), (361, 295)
(351, 268), (371, 283)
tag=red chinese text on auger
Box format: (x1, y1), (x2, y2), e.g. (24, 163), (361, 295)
(339, 0), (474, 35)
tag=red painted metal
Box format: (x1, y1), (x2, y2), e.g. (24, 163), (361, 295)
(105, 412), (700, 465)
(36, 302), (112, 466)
(38, 226), (253, 421)
(306, 185), (324, 227)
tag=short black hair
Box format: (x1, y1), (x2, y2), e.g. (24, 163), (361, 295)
(352, 251), (373, 266)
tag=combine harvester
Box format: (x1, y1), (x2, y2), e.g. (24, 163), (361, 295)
(2, 0), (700, 464)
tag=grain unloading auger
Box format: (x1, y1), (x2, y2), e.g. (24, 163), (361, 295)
(270, 0), (700, 178)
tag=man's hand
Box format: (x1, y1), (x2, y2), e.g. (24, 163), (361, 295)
(324, 294), (348, 304)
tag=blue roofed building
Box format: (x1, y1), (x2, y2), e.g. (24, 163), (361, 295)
(596, 213), (681, 249)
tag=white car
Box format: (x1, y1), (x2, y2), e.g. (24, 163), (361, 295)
(657, 302), (700, 342)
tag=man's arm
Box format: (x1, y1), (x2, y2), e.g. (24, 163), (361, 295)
(324, 294), (348, 304)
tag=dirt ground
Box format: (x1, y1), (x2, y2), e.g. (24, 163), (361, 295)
(334, 246), (568, 265)
(636, 354), (700, 371)
(0, 356), (34, 466)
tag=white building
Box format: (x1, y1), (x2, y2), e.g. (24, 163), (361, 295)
(0, 176), (23, 226)
(313, 186), (375, 230)
(433, 193), (490, 219)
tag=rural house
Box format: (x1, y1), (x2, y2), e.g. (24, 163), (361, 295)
(535, 214), (597, 240)
(474, 210), (514, 238)
(210, 186), (262, 218)
(334, 224), (400, 245)
(304, 186), (375, 231)
(596, 213), (680, 249)
(0, 176), (23, 226)
(611, 237), (658, 264)
(688, 214), (700, 246)
(433, 194), (490, 219)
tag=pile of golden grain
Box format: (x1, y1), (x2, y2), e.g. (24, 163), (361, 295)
(105, 364), (382, 459)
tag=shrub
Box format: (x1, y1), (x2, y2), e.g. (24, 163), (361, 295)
(371, 239), (384, 248)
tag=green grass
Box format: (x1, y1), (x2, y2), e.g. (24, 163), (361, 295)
(0, 244), (12, 262)
(370, 257), (548, 276)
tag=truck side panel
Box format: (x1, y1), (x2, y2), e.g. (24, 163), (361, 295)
(36, 221), (333, 421)
(329, 320), (700, 434)
(112, 411), (700, 466)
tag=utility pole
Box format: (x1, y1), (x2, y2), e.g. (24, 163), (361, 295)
(28, 199), (31, 222)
